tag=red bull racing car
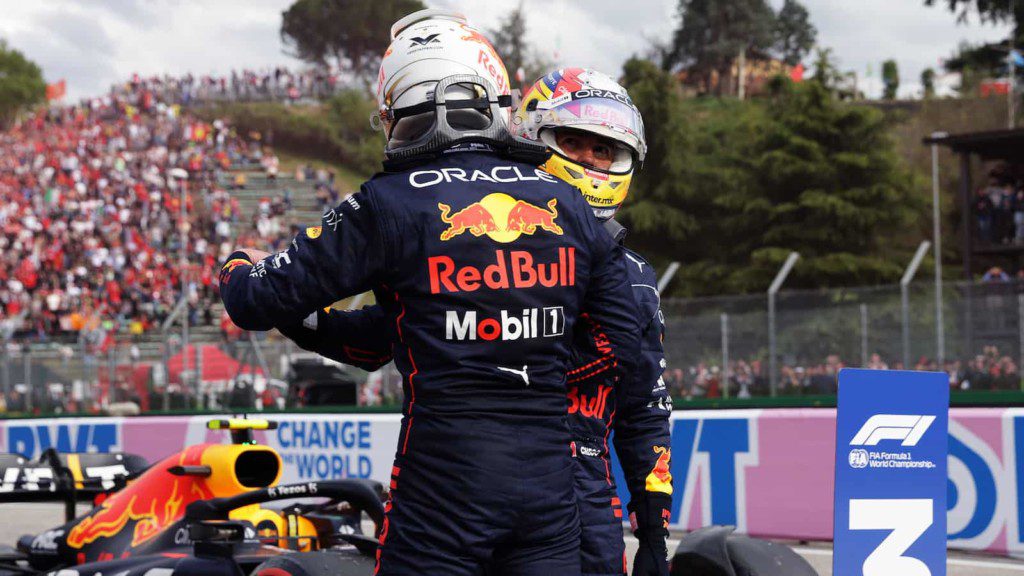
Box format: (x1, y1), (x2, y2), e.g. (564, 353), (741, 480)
(0, 419), (384, 576)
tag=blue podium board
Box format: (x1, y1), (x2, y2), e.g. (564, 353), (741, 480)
(833, 368), (949, 576)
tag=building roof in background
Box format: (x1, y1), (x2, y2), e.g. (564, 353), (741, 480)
(924, 128), (1024, 162)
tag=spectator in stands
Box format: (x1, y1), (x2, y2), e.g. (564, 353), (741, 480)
(111, 67), (344, 106)
(732, 360), (754, 398)
(994, 180), (1016, 244)
(779, 365), (803, 395)
(262, 148), (279, 182)
(976, 185), (995, 243)
(314, 184), (332, 213)
(1014, 185), (1024, 245)
(665, 367), (685, 397)
(983, 266), (1011, 282)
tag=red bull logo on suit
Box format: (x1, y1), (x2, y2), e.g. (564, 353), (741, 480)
(438, 193), (563, 243)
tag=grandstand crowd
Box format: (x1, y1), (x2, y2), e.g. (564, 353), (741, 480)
(112, 67), (343, 106)
(667, 344), (1020, 400)
(0, 81), (307, 347)
(975, 169), (1024, 247)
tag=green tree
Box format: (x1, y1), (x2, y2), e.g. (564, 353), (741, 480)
(0, 40), (46, 128)
(619, 61), (919, 295)
(326, 89), (383, 174)
(925, 0), (1022, 84)
(810, 47), (844, 91)
(921, 67), (936, 98)
(487, 2), (553, 87)
(280, 0), (424, 90)
(882, 59), (900, 99)
(738, 79), (917, 290)
(617, 59), (700, 249)
(667, 0), (778, 95)
(773, 0), (817, 65)
(925, 0), (1023, 38)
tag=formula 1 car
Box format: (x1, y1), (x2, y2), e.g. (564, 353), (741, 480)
(0, 419), (384, 576)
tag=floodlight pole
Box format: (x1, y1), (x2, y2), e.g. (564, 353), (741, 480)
(721, 313), (730, 399)
(658, 262), (681, 295)
(860, 303), (869, 367)
(768, 252), (799, 396)
(738, 48), (747, 100)
(1010, 51), (1017, 128)
(1010, 20), (1017, 128)
(931, 133), (947, 366)
(179, 177), (190, 405)
(901, 241), (932, 369)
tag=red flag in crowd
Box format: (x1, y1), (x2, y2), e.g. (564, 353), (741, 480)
(980, 79), (1010, 97)
(45, 80), (67, 101)
(790, 63), (805, 83)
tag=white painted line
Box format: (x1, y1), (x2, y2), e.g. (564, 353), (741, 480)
(657, 537), (1024, 572)
(790, 547), (832, 556)
(944, 559), (1024, 572)
(790, 546), (1024, 572)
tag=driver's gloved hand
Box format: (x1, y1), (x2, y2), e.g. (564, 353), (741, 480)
(629, 493), (672, 576)
(632, 532), (669, 576)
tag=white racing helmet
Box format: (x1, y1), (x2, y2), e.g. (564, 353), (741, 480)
(374, 9), (546, 167)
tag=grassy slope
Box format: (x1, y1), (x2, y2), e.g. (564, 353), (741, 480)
(192, 101), (377, 184)
(274, 148), (367, 192)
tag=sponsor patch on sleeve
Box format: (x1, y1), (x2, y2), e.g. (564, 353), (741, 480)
(219, 258), (251, 284)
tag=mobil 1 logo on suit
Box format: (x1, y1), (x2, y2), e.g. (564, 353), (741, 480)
(834, 369), (949, 576)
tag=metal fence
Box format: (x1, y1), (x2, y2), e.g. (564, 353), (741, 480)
(662, 279), (1024, 399)
(3, 278), (1024, 416)
(0, 334), (402, 416)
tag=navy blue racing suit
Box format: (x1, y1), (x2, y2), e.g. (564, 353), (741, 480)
(570, 220), (673, 576)
(278, 220), (672, 576)
(219, 151), (642, 576)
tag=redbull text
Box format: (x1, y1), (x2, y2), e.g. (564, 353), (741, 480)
(428, 248), (575, 294)
(478, 49), (508, 94)
(460, 24), (509, 94)
(567, 384), (614, 420)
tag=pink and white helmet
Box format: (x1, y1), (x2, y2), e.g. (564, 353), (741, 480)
(376, 9), (512, 153)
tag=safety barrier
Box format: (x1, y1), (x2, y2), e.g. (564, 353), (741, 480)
(1, 408), (1020, 554)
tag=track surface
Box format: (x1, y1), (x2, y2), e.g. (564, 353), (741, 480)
(3, 503), (1023, 575)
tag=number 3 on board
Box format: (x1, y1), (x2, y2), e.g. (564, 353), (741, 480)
(849, 499), (933, 576)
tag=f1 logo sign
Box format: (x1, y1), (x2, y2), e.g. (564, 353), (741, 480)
(850, 415), (935, 447)
(834, 370), (948, 576)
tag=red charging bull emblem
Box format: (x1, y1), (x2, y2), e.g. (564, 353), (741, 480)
(66, 446), (216, 551)
(438, 193), (563, 243)
(645, 446), (673, 495)
(67, 475), (210, 549)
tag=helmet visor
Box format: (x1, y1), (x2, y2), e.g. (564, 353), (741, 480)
(539, 129), (636, 175)
(535, 96), (643, 162)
